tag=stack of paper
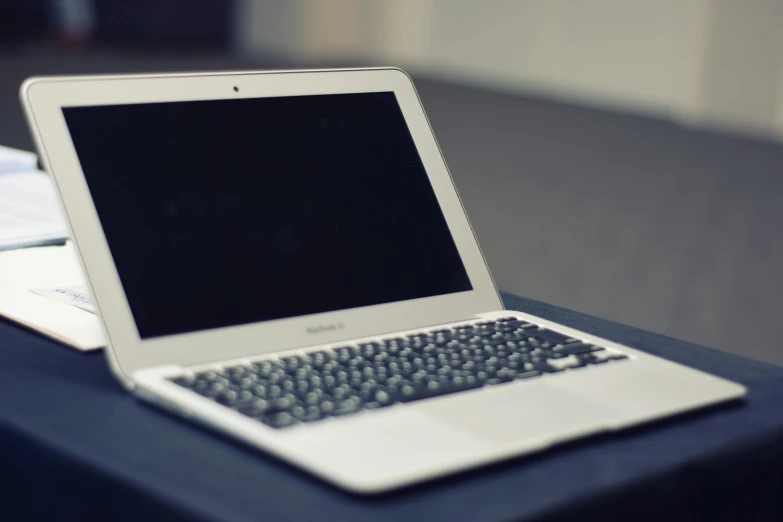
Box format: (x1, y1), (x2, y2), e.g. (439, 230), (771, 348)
(0, 145), (99, 350)
(0, 242), (104, 350)
(0, 145), (69, 251)
(0, 144), (37, 173)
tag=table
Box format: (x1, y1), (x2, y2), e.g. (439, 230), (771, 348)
(1, 292), (782, 521)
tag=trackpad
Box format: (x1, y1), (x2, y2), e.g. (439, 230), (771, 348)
(415, 381), (619, 445)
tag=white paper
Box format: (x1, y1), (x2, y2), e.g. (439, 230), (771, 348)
(0, 145), (37, 174)
(31, 284), (96, 314)
(0, 170), (69, 251)
(0, 243), (104, 351)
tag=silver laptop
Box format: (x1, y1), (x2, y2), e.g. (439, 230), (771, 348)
(21, 68), (745, 493)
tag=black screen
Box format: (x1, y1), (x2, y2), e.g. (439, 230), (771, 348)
(63, 92), (472, 339)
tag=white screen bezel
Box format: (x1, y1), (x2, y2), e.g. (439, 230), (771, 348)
(21, 68), (502, 379)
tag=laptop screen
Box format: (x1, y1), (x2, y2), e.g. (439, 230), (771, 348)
(63, 92), (472, 339)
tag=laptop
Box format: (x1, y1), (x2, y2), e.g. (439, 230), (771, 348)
(20, 68), (746, 493)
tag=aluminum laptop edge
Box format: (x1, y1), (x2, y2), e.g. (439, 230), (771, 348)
(20, 68), (746, 493)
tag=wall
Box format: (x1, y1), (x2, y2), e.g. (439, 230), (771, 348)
(234, 0), (783, 141)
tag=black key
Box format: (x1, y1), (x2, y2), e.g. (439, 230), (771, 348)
(469, 329), (495, 338)
(482, 337), (510, 347)
(191, 384), (214, 398)
(302, 391), (322, 405)
(496, 318), (526, 327)
(398, 379), (483, 403)
(494, 324), (517, 333)
(226, 368), (247, 382)
(204, 381), (229, 396)
(200, 371), (221, 382)
(358, 343), (381, 356)
(271, 359), (288, 371)
(529, 362), (561, 373)
(382, 338), (406, 348)
(216, 389), (241, 405)
(266, 396), (296, 414)
(331, 400), (362, 416)
(607, 354), (629, 362)
(498, 318), (533, 327)
(429, 332), (453, 343)
(215, 370), (234, 382)
(533, 329), (579, 344)
(555, 342), (600, 355)
(237, 397), (272, 415)
(493, 368), (516, 383)
(267, 385), (285, 399)
(373, 390), (395, 405)
(172, 375), (195, 387)
(265, 412), (297, 428)
(307, 353), (327, 368)
(281, 357), (301, 372)
(502, 332), (531, 342)
(334, 347), (358, 361)
(428, 337), (451, 346)
(514, 370), (543, 380)
(250, 362), (274, 377)
(232, 390), (256, 402)
(292, 405), (324, 422)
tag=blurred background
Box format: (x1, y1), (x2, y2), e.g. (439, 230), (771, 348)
(1, 0), (782, 365)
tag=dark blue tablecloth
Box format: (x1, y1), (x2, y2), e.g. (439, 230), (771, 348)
(1, 292), (782, 521)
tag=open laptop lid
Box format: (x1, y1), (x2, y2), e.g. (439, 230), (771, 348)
(20, 68), (501, 383)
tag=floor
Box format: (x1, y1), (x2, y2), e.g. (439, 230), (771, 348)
(2, 42), (782, 366)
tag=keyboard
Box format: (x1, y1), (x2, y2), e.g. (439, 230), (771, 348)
(170, 317), (629, 429)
